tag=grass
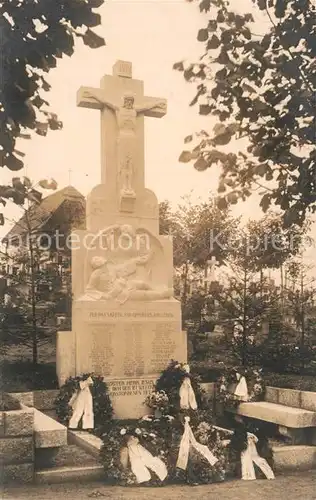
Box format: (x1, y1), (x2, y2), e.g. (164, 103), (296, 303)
(1, 337), (58, 392)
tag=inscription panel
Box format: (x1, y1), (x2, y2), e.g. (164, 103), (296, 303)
(74, 302), (185, 379)
(107, 378), (154, 398)
(90, 325), (115, 376)
(150, 322), (177, 373)
(87, 310), (176, 322)
(107, 377), (155, 419)
(85, 320), (182, 378)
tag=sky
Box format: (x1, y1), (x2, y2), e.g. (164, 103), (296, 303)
(4, 0), (268, 222)
(2, 0), (315, 268)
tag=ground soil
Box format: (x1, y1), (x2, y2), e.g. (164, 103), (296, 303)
(3, 471), (316, 500)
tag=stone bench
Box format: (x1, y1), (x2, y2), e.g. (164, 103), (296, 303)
(265, 387), (316, 412)
(0, 401), (35, 484)
(33, 408), (67, 449)
(235, 401), (316, 428)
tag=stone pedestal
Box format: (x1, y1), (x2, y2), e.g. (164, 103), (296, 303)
(57, 61), (186, 420)
(57, 299), (186, 418)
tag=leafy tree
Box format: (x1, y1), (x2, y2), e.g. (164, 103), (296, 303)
(0, 178), (74, 364)
(0, 0), (105, 216)
(1, 248), (71, 362)
(284, 258), (316, 349)
(212, 253), (279, 366)
(159, 195), (238, 309)
(176, 0), (316, 227)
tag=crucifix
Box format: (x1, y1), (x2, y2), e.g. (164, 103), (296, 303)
(77, 60), (167, 207)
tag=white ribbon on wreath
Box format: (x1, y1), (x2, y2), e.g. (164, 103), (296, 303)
(179, 364), (198, 410)
(241, 433), (275, 481)
(69, 376), (94, 430)
(234, 373), (249, 402)
(126, 436), (168, 483)
(176, 416), (218, 470)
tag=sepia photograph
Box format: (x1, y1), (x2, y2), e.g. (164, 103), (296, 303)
(0, 0), (315, 498)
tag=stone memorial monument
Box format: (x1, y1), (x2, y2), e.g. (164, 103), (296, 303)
(56, 61), (187, 418)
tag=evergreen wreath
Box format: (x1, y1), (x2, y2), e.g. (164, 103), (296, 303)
(154, 360), (205, 415)
(227, 419), (274, 478)
(55, 373), (113, 436)
(217, 367), (265, 409)
(100, 418), (171, 486)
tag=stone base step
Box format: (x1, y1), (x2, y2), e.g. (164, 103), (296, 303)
(273, 445), (316, 472)
(68, 430), (102, 459)
(35, 465), (104, 484)
(35, 444), (100, 469)
(34, 445), (316, 484)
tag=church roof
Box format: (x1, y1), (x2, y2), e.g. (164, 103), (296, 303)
(3, 185), (85, 244)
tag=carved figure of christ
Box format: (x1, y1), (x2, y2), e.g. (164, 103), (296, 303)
(77, 85), (167, 194)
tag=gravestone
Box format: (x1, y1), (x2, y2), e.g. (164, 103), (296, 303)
(57, 61), (186, 418)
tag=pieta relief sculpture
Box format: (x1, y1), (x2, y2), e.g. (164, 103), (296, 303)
(78, 224), (173, 304)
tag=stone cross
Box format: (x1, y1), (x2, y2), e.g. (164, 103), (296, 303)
(77, 60), (167, 201)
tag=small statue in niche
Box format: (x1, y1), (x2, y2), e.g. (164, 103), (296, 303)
(120, 154), (135, 195)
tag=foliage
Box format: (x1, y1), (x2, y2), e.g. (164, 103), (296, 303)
(227, 419), (274, 477)
(0, 360), (58, 392)
(158, 195), (237, 320)
(145, 390), (170, 414)
(227, 213), (308, 272)
(0, 178), (77, 364)
(155, 360), (205, 415)
(176, 0), (316, 227)
(259, 343), (316, 373)
(0, 0), (105, 217)
(100, 418), (171, 485)
(99, 413), (229, 485)
(212, 268), (279, 366)
(174, 418), (228, 484)
(264, 372), (316, 391)
(159, 195), (238, 268)
(55, 374), (113, 436)
(284, 259), (316, 347)
(217, 367), (265, 408)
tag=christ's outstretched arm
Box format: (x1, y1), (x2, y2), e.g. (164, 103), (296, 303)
(135, 101), (167, 114)
(82, 90), (119, 111)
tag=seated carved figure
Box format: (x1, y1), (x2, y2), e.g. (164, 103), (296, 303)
(79, 253), (173, 303)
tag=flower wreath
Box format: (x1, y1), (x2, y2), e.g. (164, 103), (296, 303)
(171, 416), (229, 485)
(217, 367), (265, 408)
(100, 418), (171, 485)
(152, 360), (205, 415)
(100, 414), (228, 486)
(55, 373), (113, 436)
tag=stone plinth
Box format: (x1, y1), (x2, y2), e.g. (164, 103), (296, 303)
(57, 299), (186, 418)
(56, 330), (76, 386)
